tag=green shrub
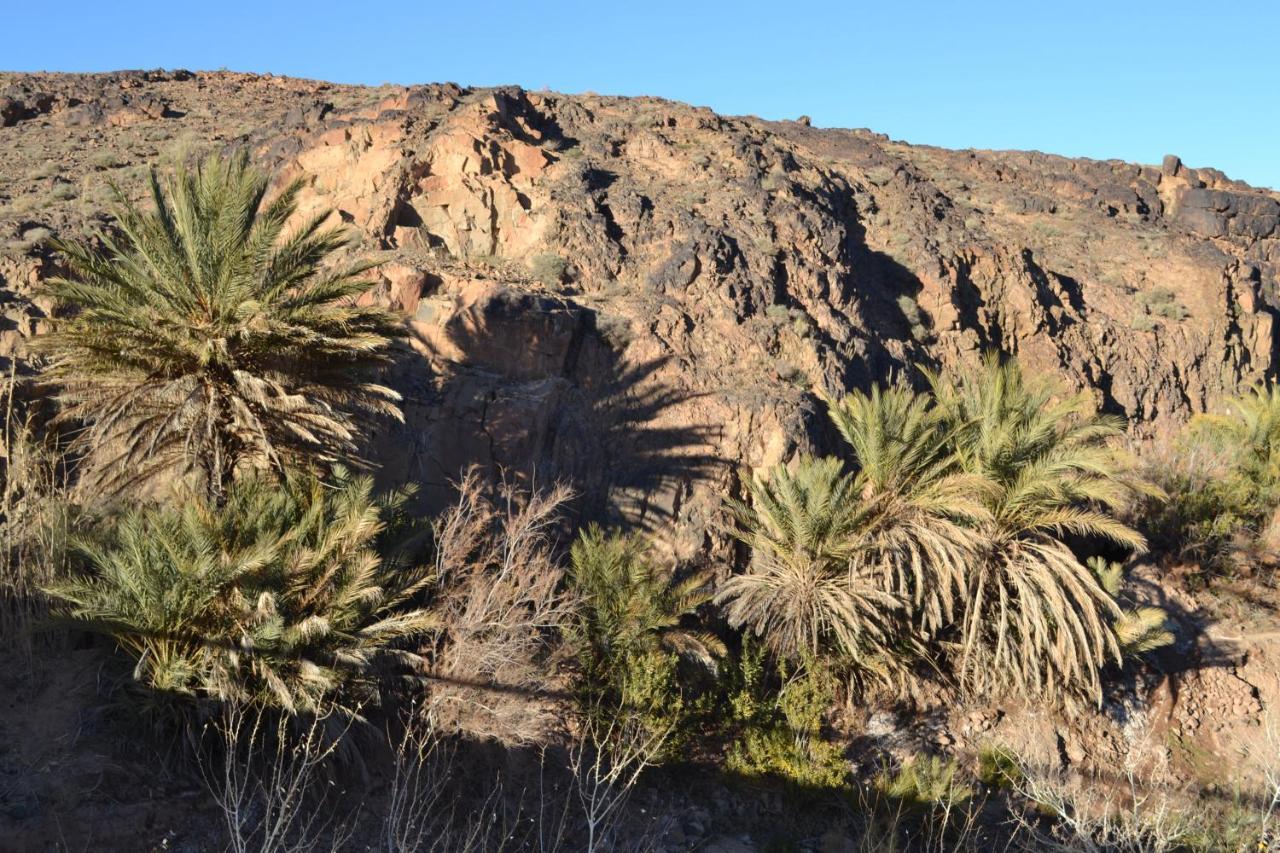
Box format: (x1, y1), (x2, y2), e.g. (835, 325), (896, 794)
(594, 313), (633, 350)
(89, 150), (125, 170)
(529, 253), (568, 286)
(724, 643), (847, 789)
(976, 744), (1023, 789)
(566, 524), (721, 751)
(1130, 311), (1157, 332)
(1134, 286), (1189, 323)
(1195, 385), (1280, 510)
(3, 227), (52, 256)
(47, 470), (435, 718)
(1136, 391), (1280, 576)
(1138, 477), (1252, 574)
(873, 755), (972, 810)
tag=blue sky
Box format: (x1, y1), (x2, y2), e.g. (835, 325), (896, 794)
(9, 1), (1279, 188)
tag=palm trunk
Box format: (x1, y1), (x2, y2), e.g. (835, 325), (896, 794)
(204, 382), (235, 508)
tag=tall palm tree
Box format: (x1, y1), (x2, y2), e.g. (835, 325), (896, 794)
(36, 150), (404, 504)
(927, 354), (1155, 703)
(47, 470), (437, 716)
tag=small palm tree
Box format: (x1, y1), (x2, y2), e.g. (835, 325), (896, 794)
(1086, 557), (1174, 657)
(36, 150), (403, 504)
(1194, 383), (1280, 513)
(716, 456), (911, 676)
(47, 470), (436, 716)
(928, 354), (1155, 703)
(568, 523), (723, 679)
(718, 384), (985, 690)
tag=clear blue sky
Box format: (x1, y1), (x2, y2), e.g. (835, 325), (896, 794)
(9, 1), (1279, 189)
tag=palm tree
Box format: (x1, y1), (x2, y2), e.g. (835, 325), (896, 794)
(568, 523), (723, 681)
(1194, 383), (1280, 512)
(927, 353), (1155, 703)
(36, 150), (403, 505)
(717, 456), (914, 679)
(825, 383), (989, 637)
(47, 470), (436, 716)
(717, 383), (985, 687)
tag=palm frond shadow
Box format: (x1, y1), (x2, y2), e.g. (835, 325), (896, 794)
(373, 290), (726, 534)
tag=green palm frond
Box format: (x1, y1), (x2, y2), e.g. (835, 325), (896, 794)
(46, 470), (435, 715)
(1113, 607), (1175, 657)
(1086, 556), (1125, 597)
(568, 523), (723, 672)
(35, 150), (404, 503)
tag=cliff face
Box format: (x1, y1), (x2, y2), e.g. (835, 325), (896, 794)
(2, 71), (1277, 553)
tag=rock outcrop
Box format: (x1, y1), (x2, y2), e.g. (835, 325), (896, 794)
(1, 71), (1277, 554)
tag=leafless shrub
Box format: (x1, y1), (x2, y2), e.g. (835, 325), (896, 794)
(201, 702), (358, 853)
(0, 366), (74, 665)
(379, 706), (513, 852)
(851, 795), (989, 853)
(1009, 769), (1192, 853)
(561, 708), (673, 852)
(1006, 731), (1199, 853)
(424, 471), (574, 745)
(378, 702), (668, 852)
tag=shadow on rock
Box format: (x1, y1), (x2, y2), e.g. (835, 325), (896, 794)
(365, 279), (725, 537)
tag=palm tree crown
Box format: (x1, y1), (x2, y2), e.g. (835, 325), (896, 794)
(717, 456), (907, 670)
(37, 150), (404, 503)
(927, 354), (1153, 703)
(47, 470), (437, 715)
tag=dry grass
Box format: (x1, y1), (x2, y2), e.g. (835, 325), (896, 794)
(0, 365), (74, 668)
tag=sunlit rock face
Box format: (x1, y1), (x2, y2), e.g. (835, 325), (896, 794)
(2, 71), (1276, 556)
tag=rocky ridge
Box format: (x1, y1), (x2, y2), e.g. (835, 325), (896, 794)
(1, 70), (1278, 554)
(3, 68), (1280, 850)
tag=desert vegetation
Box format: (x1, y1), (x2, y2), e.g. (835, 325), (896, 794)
(5, 149), (1280, 850)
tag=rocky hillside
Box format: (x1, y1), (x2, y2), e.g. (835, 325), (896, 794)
(2, 70), (1277, 555)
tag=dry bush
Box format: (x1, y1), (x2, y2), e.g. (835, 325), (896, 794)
(1004, 720), (1279, 852)
(1009, 766), (1197, 853)
(424, 471), (574, 745)
(379, 707), (515, 852)
(202, 702), (358, 853)
(0, 367), (74, 665)
(560, 708), (674, 852)
(376, 701), (669, 852)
